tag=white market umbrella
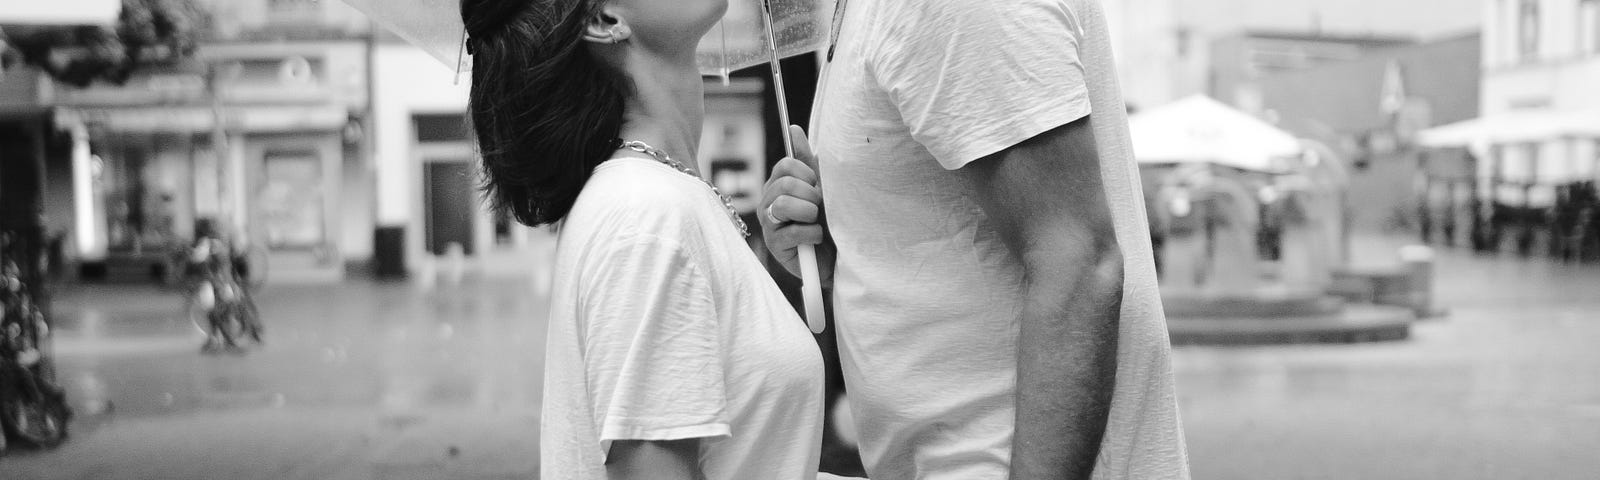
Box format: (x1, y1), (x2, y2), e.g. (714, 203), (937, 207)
(1130, 95), (1304, 172)
(1418, 108), (1600, 148)
(342, 0), (832, 333)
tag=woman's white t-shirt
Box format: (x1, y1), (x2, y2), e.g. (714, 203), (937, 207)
(540, 157), (825, 480)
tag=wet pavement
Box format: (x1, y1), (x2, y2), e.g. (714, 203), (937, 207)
(1, 237), (1598, 479)
(2, 278), (550, 480)
(1177, 242), (1600, 480)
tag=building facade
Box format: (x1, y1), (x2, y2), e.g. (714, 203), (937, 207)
(1419, 0), (1600, 257)
(1102, 0), (1482, 109)
(367, 43), (771, 281)
(1474, 0), (1600, 205)
(38, 0), (373, 282)
(1254, 34), (1483, 234)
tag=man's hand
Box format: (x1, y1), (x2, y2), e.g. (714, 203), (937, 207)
(760, 125), (836, 284)
(967, 118), (1123, 480)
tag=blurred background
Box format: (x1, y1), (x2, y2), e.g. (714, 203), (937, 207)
(0, 0), (1596, 478)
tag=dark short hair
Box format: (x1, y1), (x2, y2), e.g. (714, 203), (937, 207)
(461, 0), (629, 227)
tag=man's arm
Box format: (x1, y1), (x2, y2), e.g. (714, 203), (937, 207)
(967, 117), (1123, 480)
(606, 439), (703, 480)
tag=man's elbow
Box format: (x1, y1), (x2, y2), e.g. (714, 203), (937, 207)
(1023, 228), (1124, 301)
(1089, 237), (1124, 292)
(1080, 236), (1125, 311)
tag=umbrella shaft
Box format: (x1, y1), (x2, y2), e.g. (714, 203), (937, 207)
(760, 0), (796, 159)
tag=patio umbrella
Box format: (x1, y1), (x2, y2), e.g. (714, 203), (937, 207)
(340, 0), (831, 333)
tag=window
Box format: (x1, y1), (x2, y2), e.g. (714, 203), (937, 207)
(413, 114), (470, 143)
(1518, 0), (1541, 62)
(1582, 0), (1600, 55)
(268, 0), (319, 14)
(265, 0), (321, 26)
(1174, 27), (1192, 59)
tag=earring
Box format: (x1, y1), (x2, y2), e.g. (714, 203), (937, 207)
(610, 27), (624, 43)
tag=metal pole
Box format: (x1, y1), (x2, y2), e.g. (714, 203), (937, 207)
(208, 64), (229, 240)
(761, 0), (796, 159)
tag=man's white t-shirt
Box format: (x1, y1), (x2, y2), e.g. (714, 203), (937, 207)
(540, 157), (825, 480)
(811, 0), (1190, 478)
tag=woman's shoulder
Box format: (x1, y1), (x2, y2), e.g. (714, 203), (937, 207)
(581, 157), (705, 211)
(565, 157), (711, 239)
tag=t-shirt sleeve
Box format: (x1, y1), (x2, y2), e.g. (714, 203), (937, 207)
(578, 233), (729, 459)
(870, 0), (1093, 170)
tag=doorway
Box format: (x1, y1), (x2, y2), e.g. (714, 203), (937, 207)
(423, 161), (475, 256)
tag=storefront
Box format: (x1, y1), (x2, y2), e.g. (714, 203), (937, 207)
(370, 45), (771, 281)
(49, 41), (370, 283)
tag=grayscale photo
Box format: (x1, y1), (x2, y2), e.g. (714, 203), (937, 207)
(0, 0), (1594, 479)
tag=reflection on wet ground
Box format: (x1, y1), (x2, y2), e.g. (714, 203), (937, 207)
(2, 237), (1598, 479)
(4, 279), (549, 479)
(52, 279), (548, 423)
(1177, 244), (1600, 479)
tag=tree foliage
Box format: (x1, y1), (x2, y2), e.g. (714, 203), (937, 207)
(3, 0), (210, 87)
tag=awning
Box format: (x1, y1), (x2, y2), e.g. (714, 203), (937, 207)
(59, 105), (350, 134)
(1418, 109), (1600, 147)
(0, 0), (120, 26)
(1129, 95), (1303, 172)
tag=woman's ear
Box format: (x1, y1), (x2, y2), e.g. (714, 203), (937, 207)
(581, 8), (631, 45)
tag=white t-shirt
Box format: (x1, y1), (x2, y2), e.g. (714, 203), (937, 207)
(811, 0), (1190, 478)
(540, 157), (825, 480)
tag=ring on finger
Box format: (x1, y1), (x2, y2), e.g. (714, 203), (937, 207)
(766, 204), (783, 225)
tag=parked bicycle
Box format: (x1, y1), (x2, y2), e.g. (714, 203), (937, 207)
(0, 252), (71, 453)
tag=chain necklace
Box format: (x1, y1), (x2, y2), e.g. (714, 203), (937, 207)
(618, 140), (750, 238)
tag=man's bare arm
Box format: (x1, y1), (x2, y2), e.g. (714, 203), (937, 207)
(606, 439), (702, 480)
(967, 117), (1123, 480)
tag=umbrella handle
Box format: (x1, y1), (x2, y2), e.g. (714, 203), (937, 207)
(760, 0), (827, 334)
(798, 245), (826, 334)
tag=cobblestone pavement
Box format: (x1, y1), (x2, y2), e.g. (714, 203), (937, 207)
(1, 236), (1598, 479)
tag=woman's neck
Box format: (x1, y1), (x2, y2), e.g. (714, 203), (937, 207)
(616, 51), (705, 173)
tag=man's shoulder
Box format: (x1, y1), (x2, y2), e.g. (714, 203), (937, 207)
(865, 0), (1085, 49)
(875, 0), (1083, 20)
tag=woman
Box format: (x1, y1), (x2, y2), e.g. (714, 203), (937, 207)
(459, 0), (825, 479)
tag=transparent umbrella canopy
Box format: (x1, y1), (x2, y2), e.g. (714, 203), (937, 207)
(341, 0), (831, 333)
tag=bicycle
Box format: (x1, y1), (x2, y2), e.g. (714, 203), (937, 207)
(181, 238), (265, 353)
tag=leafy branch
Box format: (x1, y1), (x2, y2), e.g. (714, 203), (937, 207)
(2, 0), (210, 87)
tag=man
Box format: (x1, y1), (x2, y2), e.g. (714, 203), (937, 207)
(760, 0), (1190, 478)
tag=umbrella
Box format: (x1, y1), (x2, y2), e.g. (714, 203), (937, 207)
(340, 0), (830, 334)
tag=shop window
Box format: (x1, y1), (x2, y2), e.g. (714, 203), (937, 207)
(1518, 0), (1541, 62)
(259, 150), (326, 249)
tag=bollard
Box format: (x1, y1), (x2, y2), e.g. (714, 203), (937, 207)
(444, 242), (467, 286)
(414, 255), (437, 292)
(1398, 245), (1436, 317)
